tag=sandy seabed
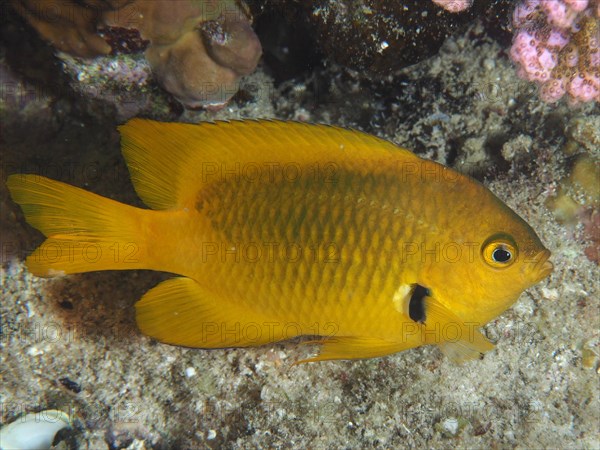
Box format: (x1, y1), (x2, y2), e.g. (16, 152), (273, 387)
(1, 20), (599, 450)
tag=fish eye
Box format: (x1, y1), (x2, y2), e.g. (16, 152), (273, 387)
(492, 247), (512, 263)
(482, 235), (517, 268)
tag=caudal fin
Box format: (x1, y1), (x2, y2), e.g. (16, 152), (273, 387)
(7, 174), (149, 277)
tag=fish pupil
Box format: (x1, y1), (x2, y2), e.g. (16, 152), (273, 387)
(492, 247), (512, 263)
(409, 284), (430, 324)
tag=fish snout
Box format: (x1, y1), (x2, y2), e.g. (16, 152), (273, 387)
(533, 249), (553, 282)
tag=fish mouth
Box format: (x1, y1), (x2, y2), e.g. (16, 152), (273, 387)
(533, 249), (553, 282)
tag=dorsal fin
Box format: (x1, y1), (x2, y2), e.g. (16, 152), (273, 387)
(118, 119), (417, 210)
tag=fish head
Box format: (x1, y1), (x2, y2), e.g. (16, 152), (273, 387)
(422, 194), (553, 326)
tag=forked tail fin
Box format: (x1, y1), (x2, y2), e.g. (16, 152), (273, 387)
(6, 174), (149, 277)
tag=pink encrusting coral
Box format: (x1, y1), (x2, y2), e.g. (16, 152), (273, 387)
(510, 0), (600, 104)
(431, 0), (474, 13)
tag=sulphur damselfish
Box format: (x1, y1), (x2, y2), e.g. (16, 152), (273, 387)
(6, 119), (553, 363)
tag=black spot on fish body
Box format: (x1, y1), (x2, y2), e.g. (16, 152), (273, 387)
(409, 284), (430, 324)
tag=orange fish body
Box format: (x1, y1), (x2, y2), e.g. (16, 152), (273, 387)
(7, 120), (553, 362)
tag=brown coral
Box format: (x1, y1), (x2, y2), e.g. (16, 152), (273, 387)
(10, 0), (262, 108)
(11, 0), (132, 57)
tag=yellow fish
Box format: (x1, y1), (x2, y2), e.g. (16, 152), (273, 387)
(6, 119), (553, 363)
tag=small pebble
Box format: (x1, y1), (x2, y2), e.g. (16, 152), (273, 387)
(541, 287), (559, 301)
(442, 417), (459, 435)
(27, 346), (43, 356)
(59, 376), (82, 393)
(483, 58), (496, 70)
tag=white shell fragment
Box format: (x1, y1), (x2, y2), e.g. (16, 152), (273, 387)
(0, 410), (71, 450)
(441, 417), (459, 435)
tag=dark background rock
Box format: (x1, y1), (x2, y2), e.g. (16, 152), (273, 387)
(250, 0), (513, 79)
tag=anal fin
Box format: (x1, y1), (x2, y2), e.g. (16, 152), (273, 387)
(136, 277), (279, 348)
(423, 295), (495, 363)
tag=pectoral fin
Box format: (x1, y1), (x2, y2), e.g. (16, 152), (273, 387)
(422, 295), (495, 363)
(438, 340), (492, 363)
